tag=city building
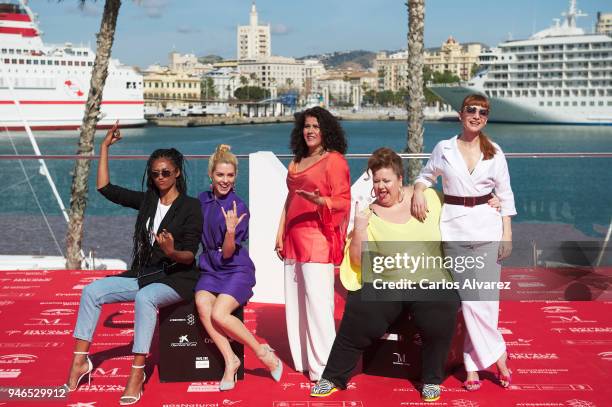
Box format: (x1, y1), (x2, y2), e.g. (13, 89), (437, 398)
(303, 59), (327, 95)
(237, 2), (271, 60)
(168, 52), (213, 76)
(313, 70), (377, 107)
(425, 37), (482, 79)
(143, 68), (201, 109)
(205, 67), (240, 100)
(375, 37), (483, 91)
(238, 56), (305, 94)
(374, 51), (409, 92)
(596, 12), (612, 35)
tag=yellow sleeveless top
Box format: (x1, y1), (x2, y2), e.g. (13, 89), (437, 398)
(340, 188), (450, 291)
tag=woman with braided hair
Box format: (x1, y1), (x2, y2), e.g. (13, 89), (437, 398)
(62, 122), (202, 405)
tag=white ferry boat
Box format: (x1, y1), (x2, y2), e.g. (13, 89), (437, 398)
(429, 0), (612, 125)
(0, 0), (145, 130)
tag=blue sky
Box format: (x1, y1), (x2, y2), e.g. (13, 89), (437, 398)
(29, 0), (611, 67)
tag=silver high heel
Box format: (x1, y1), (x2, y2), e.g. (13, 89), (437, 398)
(258, 344), (283, 382)
(63, 351), (93, 392)
(119, 364), (146, 405)
(219, 355), (241, 391)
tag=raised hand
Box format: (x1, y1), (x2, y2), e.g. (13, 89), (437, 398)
(155, 229), (175, 257)
(221, 200), (247, 234)
(296, 188), (323, 206)
(353, 200), (371, 232)
(102, 120), (121, 147)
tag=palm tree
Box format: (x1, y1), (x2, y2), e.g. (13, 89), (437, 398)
(404, 0), (426, 182)
(65, 0), (123, 269)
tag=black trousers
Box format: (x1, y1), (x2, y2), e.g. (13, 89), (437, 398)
(322, 287), (459, 389)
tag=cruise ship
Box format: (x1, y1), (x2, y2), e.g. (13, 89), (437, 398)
(0, 0), (145, 130)
(429, 0), (612, 125)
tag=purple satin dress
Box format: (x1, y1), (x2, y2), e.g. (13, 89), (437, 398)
(194, 190), (256, 305)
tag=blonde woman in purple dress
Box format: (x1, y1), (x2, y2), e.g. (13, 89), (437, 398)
(194, 144), (282, 391)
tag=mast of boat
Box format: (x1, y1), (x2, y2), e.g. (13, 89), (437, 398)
(562, 0), (587, 29)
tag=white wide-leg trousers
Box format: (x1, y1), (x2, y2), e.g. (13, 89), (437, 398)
(284, 261), (336, 381)
(462, 300), (506, 371)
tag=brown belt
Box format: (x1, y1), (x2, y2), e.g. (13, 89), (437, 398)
(443, 193), (493, 207)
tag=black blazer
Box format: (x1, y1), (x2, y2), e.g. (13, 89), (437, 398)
(98, 183), (203, 300)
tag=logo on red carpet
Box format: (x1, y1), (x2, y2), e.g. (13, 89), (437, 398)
(41, 308), (75, 316)
(93, 367), (127, 378)
(511, 384), (592, 390)
(24, 329), (72, 336)
(598, 351), (612, 361)
(25, 318), (70, 326)
(0, 354), (37, 364)
(506, 338), (534, 347)
(509, 353), (559, 360)
(517, 282), (546, 288)
(186, 381), (221, 392)
(451, 400), (480, 407)
(40, 301), (79, 306)
(222, 400), (242, 405)
(0, 293), (34, 298)
(498, 327), (513, 335)
(541, 306), (577, 313)
(546, 316), (596, 323)
(0, 342), (63, 348)
(13, 278), (52, 282)
(565, 400), (595, 407)
(508, 274), (537, 280)
(0, 368), (21, 378)
(68, 402), (97, 406)
(568, 327), (612, 333)
(563, 339), (612, 345)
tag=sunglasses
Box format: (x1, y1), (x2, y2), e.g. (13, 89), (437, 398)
(464, 106), (489, 117)
(149, 169), (174, 179)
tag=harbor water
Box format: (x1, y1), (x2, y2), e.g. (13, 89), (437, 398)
(1, 121), (611, 262)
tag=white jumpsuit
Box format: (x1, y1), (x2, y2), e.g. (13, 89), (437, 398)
(415, 135), (517, 371)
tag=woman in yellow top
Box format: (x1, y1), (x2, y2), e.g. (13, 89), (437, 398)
(310, 147), (460, 403)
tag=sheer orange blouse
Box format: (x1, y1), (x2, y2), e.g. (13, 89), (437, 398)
(282, 151), (351, 265)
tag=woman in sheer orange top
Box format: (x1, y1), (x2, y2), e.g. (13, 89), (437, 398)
(275, 107), (351, 381)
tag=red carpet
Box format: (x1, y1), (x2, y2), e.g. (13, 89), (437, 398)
(0, 269), (611, 407)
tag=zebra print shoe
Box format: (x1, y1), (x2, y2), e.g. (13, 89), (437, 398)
(421, 384), (441, 402)
(310, 378), (338, 398)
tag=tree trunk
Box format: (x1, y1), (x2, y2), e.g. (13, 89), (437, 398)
(65, 0), (122, 269)
(404, 0), (425, 183)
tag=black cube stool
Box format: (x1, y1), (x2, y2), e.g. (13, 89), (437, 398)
(363, 310), (464, 380)
(158, 299), (244, 382)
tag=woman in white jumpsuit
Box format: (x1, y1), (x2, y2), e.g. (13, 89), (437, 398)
(411, 94), (516, 391)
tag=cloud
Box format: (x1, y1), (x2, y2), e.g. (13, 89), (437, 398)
(137, 0), (170, 19)
(271, 24), (291, 35)
(177, 25), (201, 35)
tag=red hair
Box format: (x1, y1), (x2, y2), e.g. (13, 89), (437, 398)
(461, 94), (496, 160)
